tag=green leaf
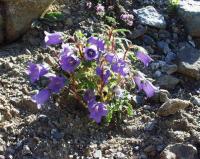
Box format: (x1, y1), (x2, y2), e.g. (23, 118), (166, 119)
(43, 12), (64, 22)
(128, 53), (137, 62)
(104, 16), (118, 26)
(113, 29), (131, 36)
(126, 103), (134, 116)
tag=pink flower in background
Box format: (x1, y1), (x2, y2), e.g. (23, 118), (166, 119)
(120, 13), (134, 26)
(96, 4), (105, 16)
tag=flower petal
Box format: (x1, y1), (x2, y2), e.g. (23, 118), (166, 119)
(136, 51), (153, 67)
(32, 89), (51, 109)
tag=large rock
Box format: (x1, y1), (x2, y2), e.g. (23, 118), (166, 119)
(157, 98), (192, 117)
(133, 6), (166, 29)
(178, 0), (200, 37)
(0, 0), (55, 44)
(158, 75), (180, 90)
(160, 143), (198, 159)
(177, 46), (200, 80)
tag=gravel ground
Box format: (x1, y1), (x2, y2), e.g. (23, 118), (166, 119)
(0, 0), (200, 159)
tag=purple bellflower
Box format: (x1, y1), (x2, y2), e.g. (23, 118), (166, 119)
(59, 54), (80, 73)
(48, 76), (65, 93)
(27, 62), (48, 83)
(135, 51), (153, 67)
(88, 101), (107, 123)
(111, 59), (128, 76)
(44, 31), (63, 45)
(84, 45), (99, 61)
(88, 36), (105, 51)
(96, 67), (111, 84)
(60, 43), (72, 56)
(32, 89), (51, 109)
(133, 72), (158, 98)
(83, 89), (95, 103)
(105, 53), (118, 64)
(133, 71), (146, 91)
(142, 80), (158, 98)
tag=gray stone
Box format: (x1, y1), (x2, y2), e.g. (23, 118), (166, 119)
(22, 145), (32, 156)
(152, 89), (171, 103)
(132, 95), (144, 106)
(16, 97), (39, 113)
(190, 96), (200, 106)
(158, 75), (180, 89)
(177, 46), (200, 80)
(0, 0), (55, 44)
(160, 143), (198, 159)
(178, 1), (200, 37)
(134, 6), (166, 29)
(114, 152), (126, 159)
(144, 120), (157, 131)
(143, 35), (156, 46)
(130, 25), (147, 39)
(0, 138), (5, 154)
(151, 61), (166, 70)
(154, 70), (162, 78)
(161, 64), (178, 74)
(157, 98), (192, 117)
(165, 52), (177, 64)
(93, 150), (102, 159)
(157, 41), (171, 54)
(168, 131), (191, 142)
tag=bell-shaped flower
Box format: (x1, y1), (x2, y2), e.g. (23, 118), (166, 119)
(84, 45), (99, 61)
(96, 67), (111, 84)
(135, 51), (153, 67)
(105, 53), (118, 64)
(83, 89), (95, 103)
(88, 101), (107, 123)
(59, 53), (80, 73)
(60, 43), (73, 56)
(44, 31), (63, 45)
(32, 89), (51, 109)
(27, 62), (48, 83)
(48, 76), (65, 93)
(142, 80), (158, 98)
(133, 71), (158, 98)
(133, 71), (146, 91)
(111, 59), (128, 76)
(88, 36), (105, 51)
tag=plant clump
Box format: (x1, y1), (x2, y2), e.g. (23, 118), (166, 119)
(27, 26), (158, 123)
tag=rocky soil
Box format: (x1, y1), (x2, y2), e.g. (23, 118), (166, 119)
(0, 0), (200, 159)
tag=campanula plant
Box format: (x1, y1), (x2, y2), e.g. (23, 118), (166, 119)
(27, 26), (158, 124)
